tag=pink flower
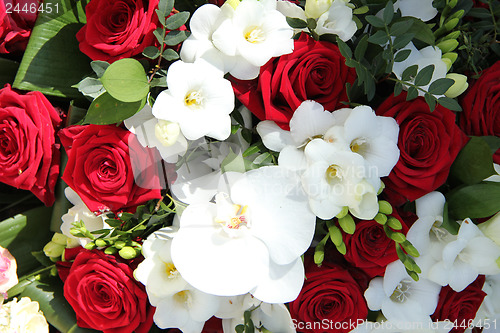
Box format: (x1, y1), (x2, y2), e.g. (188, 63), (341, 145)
(0, 246), (18, 296)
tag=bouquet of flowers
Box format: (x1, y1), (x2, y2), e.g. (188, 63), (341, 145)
(1, 0), (499, 332)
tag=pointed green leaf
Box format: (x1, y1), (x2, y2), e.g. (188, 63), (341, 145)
(383, 0), (395, 24)
(406, 86), (418, 100)
(368, 30), (390, 45)
(365, 15), (385, 28)
(142, 46), (161, 60)
(164, 30), (190, 46)
(393, 33), (415, 49)
(162, 48), (180, 61)
(165, 11), (190, 30)
(414, 64), (435, 86)
(450, 136), (496, 185)
(428, 78), (455, 95)
(401, 64), (418, 81)
(286, 17), (308, 29)
(424, 92), (437, 112)
(90, 61), (109, 78)
(12, 0), (91, 98)
(394, 49), (411, 62)
(447, 182), (500, 219)
(438, 96), (462, 111)
(390, 20), (413, 36)
(336, 37), (353, 59)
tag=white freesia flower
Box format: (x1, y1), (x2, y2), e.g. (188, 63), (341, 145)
(305, 0), (333, 18)
(364, 261), (441, 323)
(301, 139), (378, 220)
(134, 230), (221, 333)
(152, 60), (234, 141)
(316, 0), (357, 41)
(428, 218), (500, 292)
(124, 105), (187, 163)
(395, 0), (438, 22)
(276, 0), (308, 34)
(60, 187), (109, 248)
(479, 212), (500, 246)
(171, 167), (315, 303)
(392, 42), (448, 96)
(0, 297), (49, 333)
(212, 0), (294, 68)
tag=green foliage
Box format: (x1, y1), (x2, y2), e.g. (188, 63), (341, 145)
(83, 92), (146, 125)
(450, 136), (497, 185)
(100, 58), (150, 103)
(447, 182), (500, 219)
(0, 58), (19, 86)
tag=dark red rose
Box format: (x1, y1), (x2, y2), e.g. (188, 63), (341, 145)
(232, 33), (355, 130)
(459, 60), (500, 164)
(376, 93), (467, 206)
(76, 0), (161, 63)
(0, 84), (61, 206)
(0, 0), (40, 53)
(432, 275), (487, 333)
(288, 257), (368, 333)
(62, 248), (154, 333)
(343, 213), (408, 278)
(59, 125), (162, 213)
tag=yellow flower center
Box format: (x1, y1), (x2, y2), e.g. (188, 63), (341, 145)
(326, 164), (342, 184)
(184, 91), (204, 108)
(350, 138), (367, 154)
(165, 262), (179, 279)
(244, 26), (265, 44)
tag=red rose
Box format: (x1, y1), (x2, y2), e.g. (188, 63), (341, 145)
(59, 125), (162, 213)
(343, 214), (408, 278)
(76, 0), (160, 62)
(459, 60), (500, 164)
(376, 93), (467, 206)
(62, 248), (154, 333)
(432, 275), (487, 333)
(0, 0), (40, 53)
(288, 258), (368, 333)
(232, 33), (355, 130)
(0, 84), (61, 206)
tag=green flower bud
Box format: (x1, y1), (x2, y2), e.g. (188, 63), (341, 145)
(114, 241), (126, 250)
(69, 228), (84, 237)
(52, 233), (68, 246)
(336, 242), (347, 255)
(104, 247), (118, 255)
(374, 213), (388, 225)
(119, 246), (137, 260)
(314, 246), (325, 266)
(339, 215), (356, 234)
(328, 225), (344, 246)
(445, 73), (468, 98)
(443, 31), (460, 41)
(84, 242), (97, 250)
(437, 39), (459, 53)
(377, 181), (385, 195)
(442, 52), (458, 64)
(387, 217), (402, 230)
(442, 58), (453, 72)
(391, 232), (406, 243)
(50, 266), (59, 276)
(336, 206), (349, 219)
(378, 200), (393, 215)
(402, 241), (420, 257)
(444, 18), (459, 31)
(450, 9), (464, 20)
(95, 239), (107, 248)
(447, 0), (458, 8)
(43, 241), (64, 258)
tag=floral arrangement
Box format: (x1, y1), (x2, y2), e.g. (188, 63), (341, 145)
(0, 0), (500, 332)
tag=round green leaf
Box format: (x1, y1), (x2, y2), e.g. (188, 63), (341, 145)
(100, 58), (149, 102)
(84, 92), (146, 125)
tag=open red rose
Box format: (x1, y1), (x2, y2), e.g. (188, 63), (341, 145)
(0, 84), (61, 206)
(288, 257), (368, 333)
(459, 60), (500, 164)
(0, 0), (40, 53)
(232, 32), (355, 130)
(62, 248), (154, 333)
(76, 0), (160, 62)
(432, 275), (486, 333)
(376, 93), (467, 206)
(343, 213), (408, 278)
(59, 125), (162, 213)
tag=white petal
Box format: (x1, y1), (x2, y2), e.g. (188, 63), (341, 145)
(256, 121), (294, 152)
(415, 191), (445, 221)
(228, 56), (261, 80)
(289, 100), (336, 145)
(278, 146), (308, 172)
(383, 261), (409, 297)
(364, 277), (385, 310)
(254, 303), (295, 333)
(251, 258), (305, 303)
(190, 4), (222, 39)
(406, 216), (436, 255)
(398, 0), (438, 21)
(448, 260), (479, 292)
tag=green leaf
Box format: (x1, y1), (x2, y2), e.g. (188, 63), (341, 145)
(100, 58), (149, 103)
(394, 81), (403, 96)
(90, 61), (109, 78)
(286, 17), (308, 29)
(481, 136), (500, 154)
(153, 27), (164, 44)
(354, 35), (369, 61)
(394, 49), (411, 62)
(383, 0), (395, 24)
(404, 17), (435, 45)
(155, 9), (166, 26)
(424, 93), (437, 111)
(0, 206), (53, 276)
(165, 11), (190, 30)
(253, 152), (273, 165)
(158, 0), (175, 18)
(0, 58), (19, 86)
(428, 78), (455, 95)
(414, 64), (435, 86)
(307, 18), (317, 30)
(368, 30), (390, 45)
(406, 86), (418, 100)
(242, 143), (264, 157)
(162, 48), (180, 61)
(221, 149), (246, 173)
(365, 15), (385, 28)
(12, 0), (91, 98)
(75, 77), (105, 99)
(389, 20), (413, 36)
(401, 64), (418, 81)
(164, 30), (191, 46)
(437, 96), (462, 111)
(450, 137), (496, 185)
(336, 37), (353, 59)
(393, 33), (415, 49)
(142, 46), (161, 60)
(84, 92), (146, 125)
(21, 278), (99, 332)
(447, 182), (500, 219)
